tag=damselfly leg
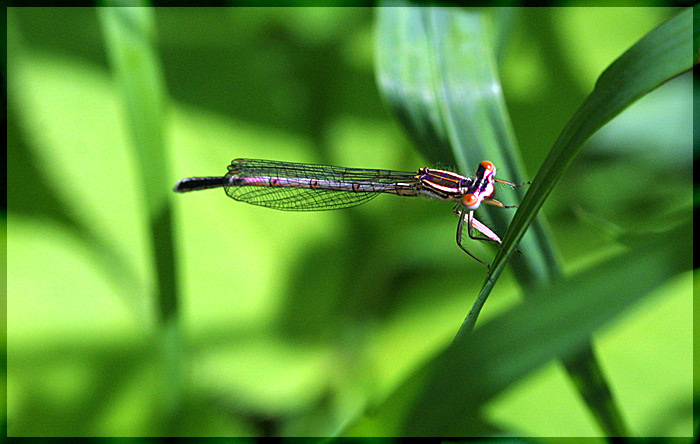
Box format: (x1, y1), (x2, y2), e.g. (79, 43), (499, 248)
(495, 179), (531, 188)
(455, 207), (501, 269)
(483, 198), (519, 209)
(451, 160), (529, 268)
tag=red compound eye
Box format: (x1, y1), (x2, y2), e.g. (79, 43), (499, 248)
(462, 193), (480, 208)
(480, 160), (495, 171)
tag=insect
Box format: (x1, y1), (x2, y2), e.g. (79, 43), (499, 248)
(174, 158), (529, 268)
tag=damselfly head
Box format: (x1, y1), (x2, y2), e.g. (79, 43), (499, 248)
(461, 193), (482, 210)
(479, 160), (496, 176)
(479, 160), (495, 172)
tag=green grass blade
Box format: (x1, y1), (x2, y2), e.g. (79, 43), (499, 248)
(485, 6), (695, 283)
(376, 4), (558, 288)
(452, 5), (694, 436)
(7, 11), (145, 300)
(344, 218), (691, 435)
(371, 5), (694, 438)
(404, 220), (691, 435)
(98, 5), (183, 429)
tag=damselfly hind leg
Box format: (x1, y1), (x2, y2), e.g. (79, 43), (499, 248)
(479, 197), (526, 255)
(454, 206), (523, 262)
(455, 208), (493, 269)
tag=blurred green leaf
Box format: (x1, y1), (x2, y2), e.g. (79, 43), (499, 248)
(373, 4), (626, 437)
(7, 10), (147, 299)
(409, 222), (690, 436)
(376, 3), (558, 290)
(364, 5), (693, 438)
(98, 5), (183, 429)
(7, 7), (692, 437)
(345, 219), (690, 435)
(376, 4), (518, 171)
(460, 5), (693, 437)
(489, 6), (695, 279)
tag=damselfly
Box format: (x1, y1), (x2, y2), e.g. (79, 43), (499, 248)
(174, 158), (529, 268)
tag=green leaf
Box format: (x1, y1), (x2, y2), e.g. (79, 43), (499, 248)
(487, 6), (695, 281)
(363, 5), (694, 438)
(404, 221), (691, 435)
(98, 5), (184, 424)
(345, 219), (691, 435)
(453, 5), (693, 437)
(376, 3), (558, 288)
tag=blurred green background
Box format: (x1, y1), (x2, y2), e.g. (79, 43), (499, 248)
(6, 7), (693, 437)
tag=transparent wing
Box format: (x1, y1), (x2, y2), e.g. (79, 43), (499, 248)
(224, 158), (418, 211)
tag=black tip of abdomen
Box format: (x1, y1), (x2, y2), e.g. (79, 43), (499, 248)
(173, 176), (226, 192)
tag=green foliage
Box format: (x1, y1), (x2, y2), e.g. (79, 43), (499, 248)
(6, 6), (693, 438)
(349, 4), (693, 438)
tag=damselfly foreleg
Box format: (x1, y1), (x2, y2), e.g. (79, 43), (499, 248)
(483, 198), (519, 209)
(495, 178), (531, 188)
